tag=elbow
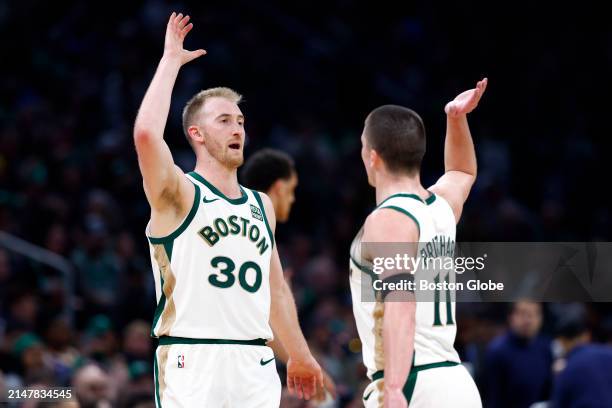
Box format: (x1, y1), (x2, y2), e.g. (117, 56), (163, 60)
(468, 169), (477, 185)
(133, 127), (153, 148)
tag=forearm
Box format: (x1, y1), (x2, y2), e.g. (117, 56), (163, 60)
(383, 301), (416, 391)
(444, 115), (477, 176)
(267, 336), (290, 363)
(134, 56), (182, 139)
(270, 280), (310, 358)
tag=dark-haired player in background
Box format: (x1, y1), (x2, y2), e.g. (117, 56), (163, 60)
(242, 149), (298, 223)
(242, 148), (337, 402)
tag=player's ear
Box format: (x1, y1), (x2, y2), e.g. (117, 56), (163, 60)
(188, 125), (204, 144)
(268, 179), (283, 196)
(369, 149), (381, 170)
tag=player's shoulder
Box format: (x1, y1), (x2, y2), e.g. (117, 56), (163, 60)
(363, 206), (418, 242)
(247, 189), (276, 228)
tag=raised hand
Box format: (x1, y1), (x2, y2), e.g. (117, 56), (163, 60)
(286, 354), (324, 400)
(445, 78), (488, 117)
(163, 12), (206, 65)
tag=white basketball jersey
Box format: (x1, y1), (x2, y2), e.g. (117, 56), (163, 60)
(349, 192), (460, 379)
(147, 171), (274, 341)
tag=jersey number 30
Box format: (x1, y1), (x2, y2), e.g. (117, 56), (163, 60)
(208, 256), (262, 293)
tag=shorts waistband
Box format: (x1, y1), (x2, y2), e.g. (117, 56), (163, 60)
(157, 336), (268, 346)
(372, 361), (459, 381)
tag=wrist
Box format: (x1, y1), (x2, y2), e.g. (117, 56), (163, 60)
(160, 53), (182, 67)
(446, 112), (467, 121)
(288, 345), (312, 361)
(384, 384), (403, 392)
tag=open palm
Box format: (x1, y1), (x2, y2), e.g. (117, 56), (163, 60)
(164, 12), (206, 65)
(445, 78), (488, 116)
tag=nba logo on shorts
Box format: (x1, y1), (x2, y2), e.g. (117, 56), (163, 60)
(177, 354), (185, 368)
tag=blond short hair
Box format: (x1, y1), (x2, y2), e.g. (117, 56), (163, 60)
(182, 87), (242, 138)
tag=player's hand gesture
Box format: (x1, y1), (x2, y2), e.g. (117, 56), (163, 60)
(445, 78), (488, 117)
(286, 354), (324, 400)
(163, 12), (206, 66)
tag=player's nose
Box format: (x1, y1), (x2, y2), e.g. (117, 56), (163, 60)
(231, 124), (244, 137)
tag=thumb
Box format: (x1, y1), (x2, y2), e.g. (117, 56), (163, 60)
(444, 102), (454, 115)
(186, 49), (207, 62)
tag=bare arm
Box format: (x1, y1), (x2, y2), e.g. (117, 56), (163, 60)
(362, 209), (419, 408)
(133, 12), (206, 210)
(430, 78), (487, 223)
(263, 194), (323, 400)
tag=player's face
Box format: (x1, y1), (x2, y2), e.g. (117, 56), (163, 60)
(274, 172), (298, 223)
(509, 301), (542, 339)
(360, 133), (375, 186)
(198, 97), (245, 168)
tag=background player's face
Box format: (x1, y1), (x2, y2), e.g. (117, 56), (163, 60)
(509, 301), (543, 339)
(272, 172), (298, 223)
(198, 97), (245, 168)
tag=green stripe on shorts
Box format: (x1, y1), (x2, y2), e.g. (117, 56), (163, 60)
(157, 336), (268, 346)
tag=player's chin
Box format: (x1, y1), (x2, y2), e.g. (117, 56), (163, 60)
(226, 150), (244, 168)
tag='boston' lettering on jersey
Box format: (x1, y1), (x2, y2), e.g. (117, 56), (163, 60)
(199, 215), (270, 255)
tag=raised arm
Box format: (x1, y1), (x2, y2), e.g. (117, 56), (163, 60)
(429, 78), (487, 223)
(133, 12), (206, 210)
(263, 194), (323, 400)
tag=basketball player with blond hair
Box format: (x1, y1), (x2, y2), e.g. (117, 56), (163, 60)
(134, 12), (322, 407)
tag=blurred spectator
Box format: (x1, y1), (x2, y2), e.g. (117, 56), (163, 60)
(73, 363), (115, 408)
(44, 317), (80, 385)
(552, 309), (612, 408)
(484, 301), (553, 408)
(5, 290), (39, 332)
(122, 320), (151, 362)
(12, 332), (55, 385)
(71, 219), (120, 318)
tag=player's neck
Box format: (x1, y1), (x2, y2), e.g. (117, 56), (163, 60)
(193, 159), (241, 199)
(375, 173), (428, 205)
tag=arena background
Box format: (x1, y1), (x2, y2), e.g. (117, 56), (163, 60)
(1, 1), (611, 407)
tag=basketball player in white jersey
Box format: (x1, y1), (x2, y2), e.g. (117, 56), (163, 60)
(350, 79), (488, 407)
(133, 12), (322, 407)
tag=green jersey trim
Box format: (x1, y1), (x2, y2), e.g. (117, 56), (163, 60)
(252, 190), (275, 249)
(378, 193), (424, 207)
(378, 205), (421, 235)
(148, 183), (201, 244)
(154, 352), (162, 407)
(350, 255), (377, 281)
(425, 192), (436, 205)
(189, 171), (248, 205)
(372, 360), (459, 401)
(150, 241), (173, 337)
(371, 360), (459, 381)
(157, 336), (268, 346)
(151, 275), (166, 337)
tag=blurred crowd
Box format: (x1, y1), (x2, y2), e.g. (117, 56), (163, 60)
(1, 0), (611, 407)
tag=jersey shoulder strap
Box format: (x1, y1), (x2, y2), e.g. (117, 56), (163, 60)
(375, 193), (425, 236)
